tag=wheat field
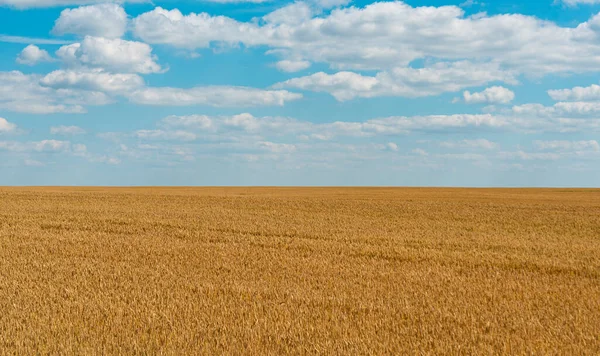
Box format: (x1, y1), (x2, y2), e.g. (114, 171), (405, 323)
(0, 187), (598, 354)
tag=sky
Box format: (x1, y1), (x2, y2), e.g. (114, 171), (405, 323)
(1, 0), (600, 186)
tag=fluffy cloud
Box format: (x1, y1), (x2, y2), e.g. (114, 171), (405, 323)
(276, 62), (516, 100)
(50, 125), (86, 135)
(160, 115), (214, 130)
(275, 60), (311, 73)
(0, 71), (111, 114)
(153, 113), (508, 141)
(161, 113), (311, 135)
(548, 84), (600, 101)
(57, 36), (163, 74)
(128, 86), (302, 107)
(41, 69), (145, 94)
(534, 140), (600, 151)
(440, 139), (498, 150)
(134, 130), (197, 141)
(53, 4), (127, 39)
(0, 118), (17, 134)
(16, 45), (52, 65)
(263, 2), (314, 25)
(463, 86), (515, 104)
(132, 2), (600, 76)
(152, 110), (600, 144)
(0, 140), (71, 152)
(560, 0), (600, 6)
(257, 141), (297, 153)
(386, 142), (399, 151)
(498, 151), (563, 161)
(512, 101), (600, 117)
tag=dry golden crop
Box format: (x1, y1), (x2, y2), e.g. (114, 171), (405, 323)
(0, 187), (599, 354)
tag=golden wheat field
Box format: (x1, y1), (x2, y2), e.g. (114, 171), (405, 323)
(0, 187), (599, 354)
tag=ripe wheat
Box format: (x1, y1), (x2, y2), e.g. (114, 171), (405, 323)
(0, 187), (598, 354)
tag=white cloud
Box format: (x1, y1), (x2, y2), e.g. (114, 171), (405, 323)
(153, 113), (508, 141)
(57, 36), (163, 74)
(534, 140), (600, 151)
(160, 115), (214, 130)
(16, 45), (52, 65)
(412, 148), (428, 156)
(548, 84), (600, 101)
(387, 142), (398, 151)
(0, 71), (112, 114)
(0, 0), (145, 9)
(50, 125), (86, 135)
(0, 140), (71, 152)
(134, 130), (197, 141)
(463, 86), (515, 104)
(128, 86), (302, 107)
(0, 138), (121, 165)
(24, 159), (45, 167)
(0, 118), (17, 134)
(440, 139), (498, 150)
(559, 0), (600, 6)
(275, 62), (517, 100)
(53, 4), (127, 39)
(258, 141), (297, 153)
(512, 101), (600, 117)
(41, 69), (145, 94)
(498, 151), (563, 161)
(132, 2), (600, 77)
(275, 60), (311, 73)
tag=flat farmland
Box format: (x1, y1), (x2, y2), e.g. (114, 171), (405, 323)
(0, 187), (599, 354)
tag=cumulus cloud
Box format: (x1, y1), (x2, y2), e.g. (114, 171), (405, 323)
(50, 125), (86, 135)
(0, 71), (111, 114)
(548, 84), (600, 101)
(386, 142), (398, 151)
(128, 86), (302, 107)
(134, 130), (197, 141)
(498, 151), (564, 161)
(276, 62), (516, 100)
(56, 36), (163, 74)
(152, 110), (600, 145)
(440, 139), (498, 150)
(41, 69), (145, 94)
(132, 2), (600, 77)
(512, 101), (600, 117)
(534, 140), (600, 151)
(24, 159), (45, 167)
(0, 140), (72, 152)
(160, 115), (214, 130)
(463, 86), (515, 104)
(53, 4), (127, 39)
(559, 0), (600, 6)
(275, 60), (311, 73)
(258, 141), (297, 153)
(263, 2), (314, 25)
(16, 45), (52, 65)
(0, 118), (18, 134)
(154, 113), (509, 141)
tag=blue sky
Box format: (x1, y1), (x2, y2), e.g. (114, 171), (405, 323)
(1, 0), (600, 186)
